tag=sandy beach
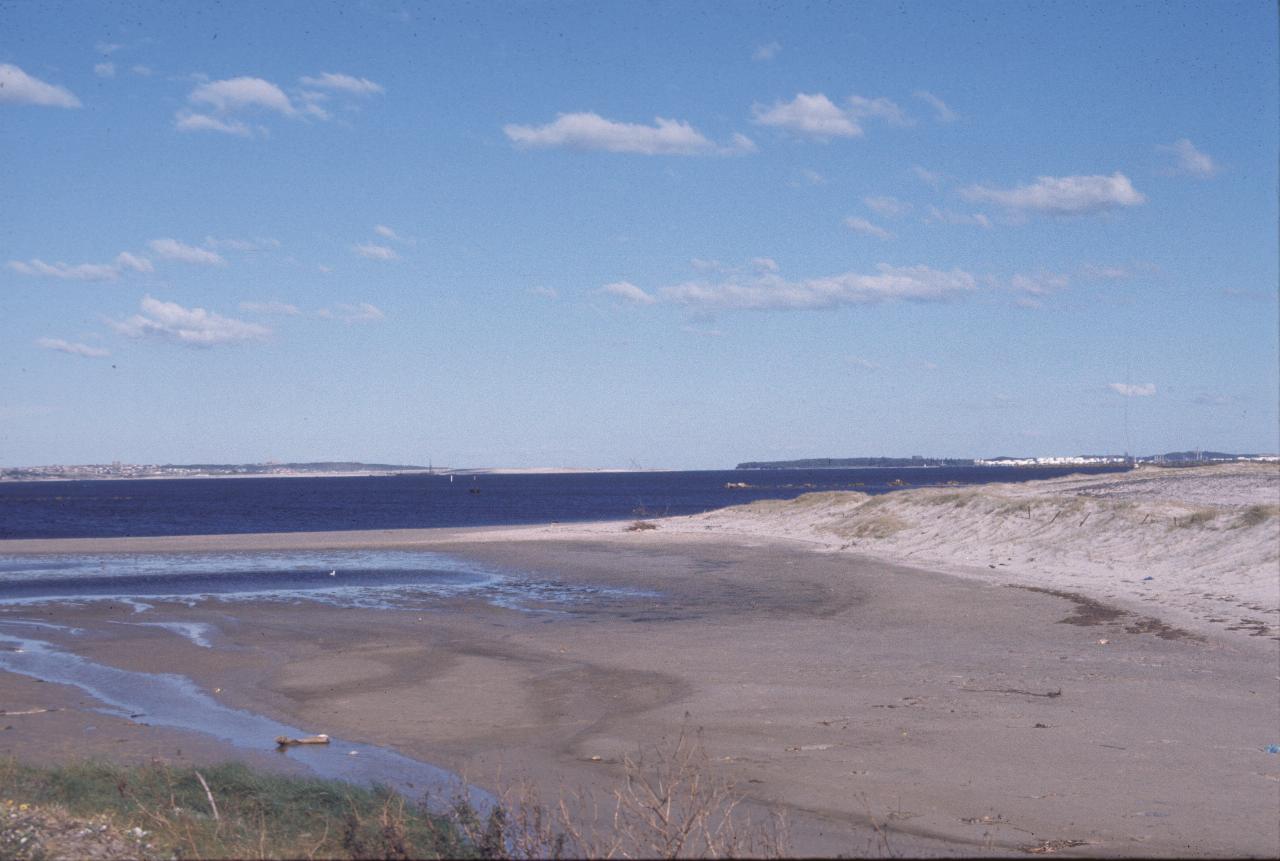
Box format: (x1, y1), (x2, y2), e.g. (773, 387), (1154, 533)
(1, 464), (1277, 856)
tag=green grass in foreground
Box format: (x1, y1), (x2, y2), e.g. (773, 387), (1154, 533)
(0, 758), (471, 859)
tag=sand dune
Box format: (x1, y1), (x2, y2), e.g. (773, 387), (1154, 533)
(643, 462), (1280, 643)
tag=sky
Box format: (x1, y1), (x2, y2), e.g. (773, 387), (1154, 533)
(2, 1), (1277, 469)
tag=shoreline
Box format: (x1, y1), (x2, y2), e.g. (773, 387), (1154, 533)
(1, 464), (1277, 856)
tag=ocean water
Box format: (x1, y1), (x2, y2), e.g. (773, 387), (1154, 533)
(0, 465), (1129, 540)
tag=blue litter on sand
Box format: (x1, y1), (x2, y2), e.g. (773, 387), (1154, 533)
(1141, 576), (1154, 581)
(1265, 744), (1280, 754)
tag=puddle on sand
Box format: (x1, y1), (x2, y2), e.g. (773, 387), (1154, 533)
(0, 631), (492, 812)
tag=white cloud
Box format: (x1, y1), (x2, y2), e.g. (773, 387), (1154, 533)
(844, 216), (894, 240)
(1010, 272), (1068, 296)
(8, 250), (151, 281)
(373, 224), (400, 240)
(239, 300), (300, 315)
(864, 196), (912, 218)
(0, 63), (81, 108)
(913, 90), (957, 122)
(299, 72), (384, 95)
(189, 76), (295, 115)
(751, 93), (861, 139)
(504, 112), (727, 155)
(659, 263), (977, 312)
(749, 257), (779, 272)
(204, 236), (280, 252)
(690, 258), (724, 273)
(600, 281), (656, 304)
(353, 242), (398, 260)
(962, 172), (1146, 215)
(847, 95), (910, 126)
(529, 286), (559, 300)
(1158, 138), (1218, 178)
(148, 238), (226, 266)
(796, 168), (826, 186)
(131, 64), (153, 77)
(752, 41), (781, 61)
(924, 206), (991, 228)
(1109, 382), (1156, 397)
(37, 337), (110, 358)
(114, 251), (154, 273)
(109, 295), (271, 346)
(94, 62), (116, 78)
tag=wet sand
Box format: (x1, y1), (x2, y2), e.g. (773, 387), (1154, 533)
(2, 528), (1278, 856)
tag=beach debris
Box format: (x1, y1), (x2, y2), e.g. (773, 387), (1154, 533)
(1142, 575), (1154, 581)
(348, 750), (359, 756)
(1265, 744), (1280, 754)
(785, 743), (834, 752)
(1023, 839), (1088, 854)
(1097, 638), (1109, 645)
(275, 734), (330, 747)
(589, 755), (603, 762)
(626, 520), (658, 532)
(1033, 723), (1050, 729)
(0, 707), (60, 716)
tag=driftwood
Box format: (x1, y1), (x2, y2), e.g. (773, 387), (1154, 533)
(275, 733), (330, 747)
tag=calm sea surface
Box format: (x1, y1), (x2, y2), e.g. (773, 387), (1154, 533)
(0, 465), (1129, 540)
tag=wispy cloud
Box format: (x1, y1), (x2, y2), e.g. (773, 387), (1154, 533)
(36, 337), (110, 358)
(1109, 382), (1156, 397)
(299, 72), (384, 95)
(109, 295), (270, 346)
(0, 63), (81, 108)
(962, 172), (1145, 216)
(204, 236), (281, 252)
(317, 302), (386, 322)
(844, 216), (894, 240)
(848, 356), (881, 370)
(752, 41), (781, 61)
(654, 262), (977, 312)
(913, 90), (957, 122)
(924, 206), (991, 228)
(504, 112), (750, 155)
(353, 242), (398, 260)
(239, 300), (300, 315)
(1157, 138), (1219, 178)
(1010, 272), (1068, 296)
(911, 164), (942, 186)
(8, 251), (152, 281)
(148, 238), (226, 266)
(529, 286), (559, 300)
(373, 224), (400, 241)
(94, 62), (116, 78)
(599, 280), (657, 304)
(174, 112), (252, 137)
(847, 95), (910, 126)
(864, 196), (912, 218)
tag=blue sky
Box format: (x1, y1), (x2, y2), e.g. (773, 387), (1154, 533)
(3, 0), (1277, 468)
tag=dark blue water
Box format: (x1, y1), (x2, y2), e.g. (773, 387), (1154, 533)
(0, 465), (1130, 540)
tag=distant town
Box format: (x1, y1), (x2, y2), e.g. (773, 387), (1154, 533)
(1, 451), (1276, 481)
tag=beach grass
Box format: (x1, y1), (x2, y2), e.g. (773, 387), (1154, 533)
(0, 758), (468, 859)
